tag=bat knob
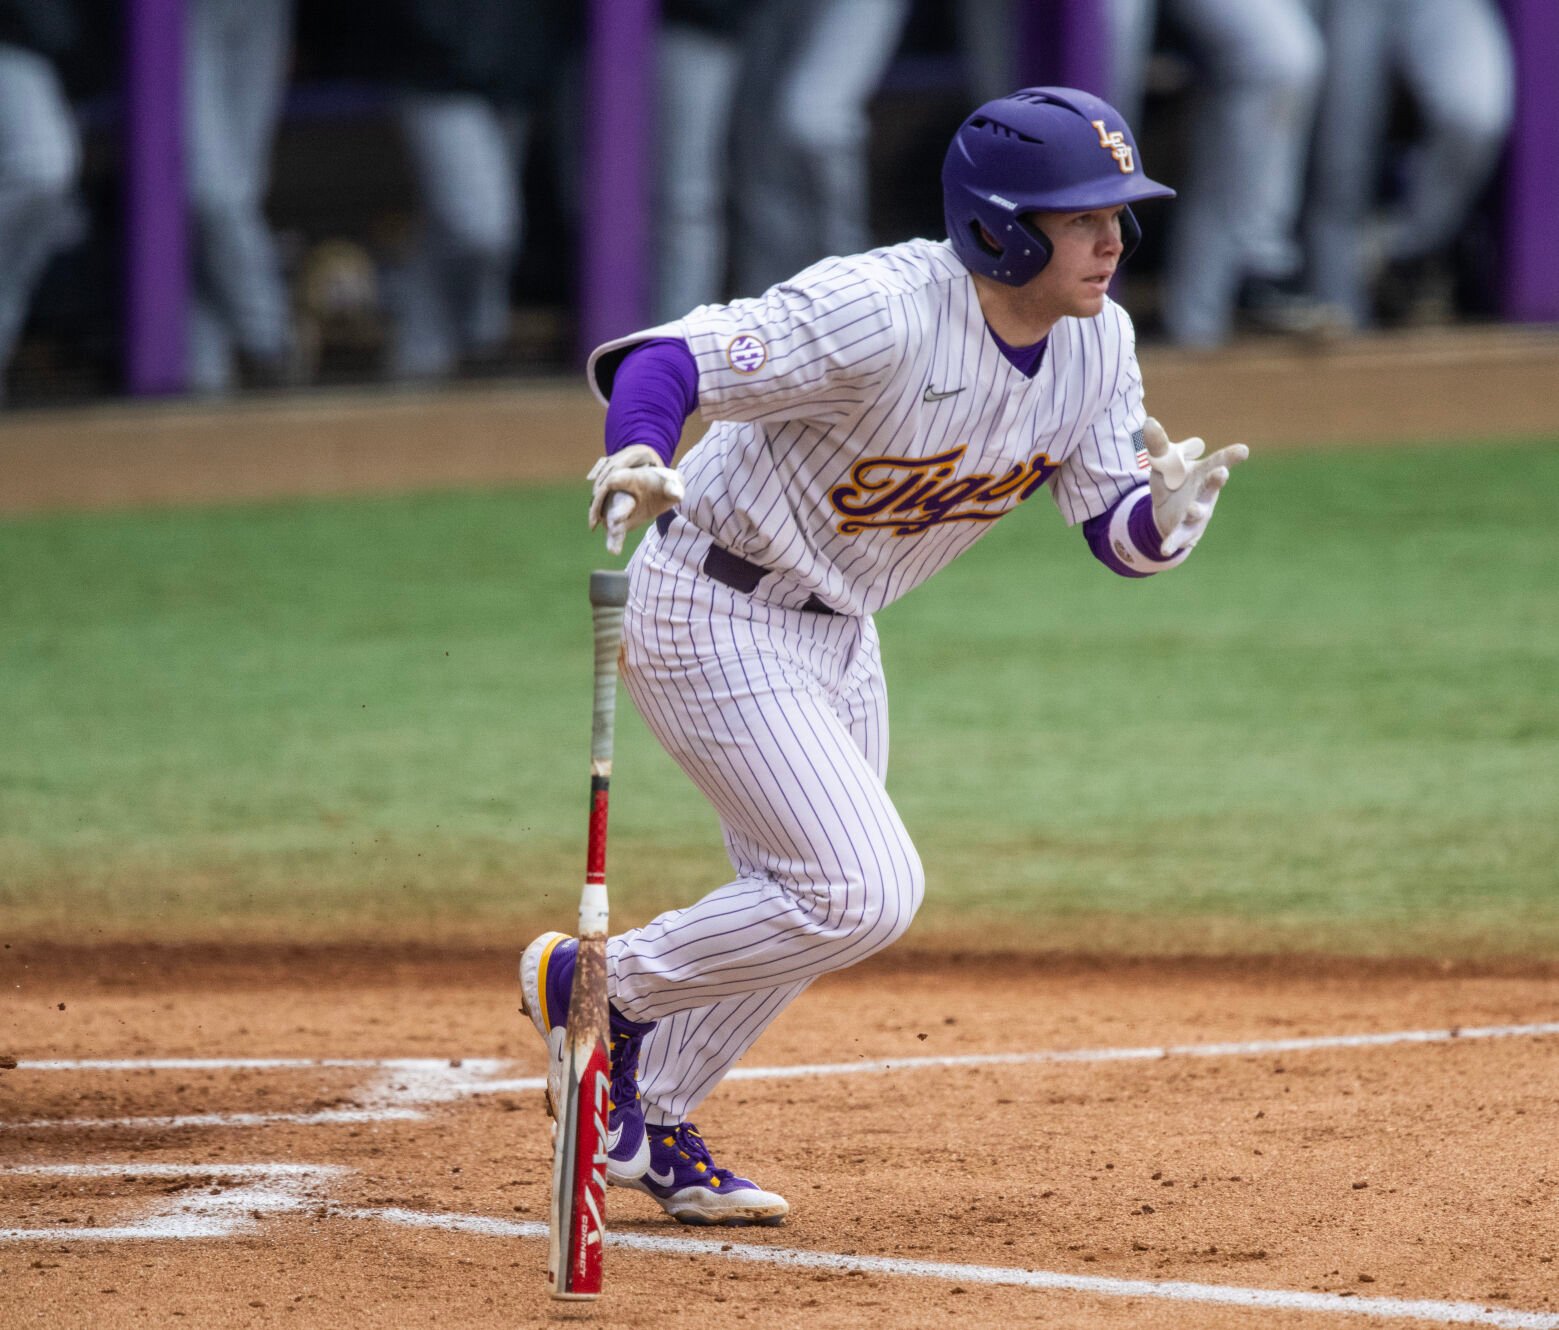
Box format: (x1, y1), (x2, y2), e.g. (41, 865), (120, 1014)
(590, 570), (630, 608)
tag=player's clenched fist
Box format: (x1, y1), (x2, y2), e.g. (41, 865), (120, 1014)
(1142, 417), (1249, 557)
(588, 445), (686, 555)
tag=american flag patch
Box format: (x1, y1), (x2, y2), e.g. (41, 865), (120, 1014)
(1135, 450), (1151, 471)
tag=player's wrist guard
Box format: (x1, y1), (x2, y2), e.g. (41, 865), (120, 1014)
(1109, 487), (1189, 574)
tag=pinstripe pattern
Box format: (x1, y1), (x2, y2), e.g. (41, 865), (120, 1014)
(588, 238), (1148, 618)
(609, 521), (911, 1120)
(592, 237), (1147, 1123)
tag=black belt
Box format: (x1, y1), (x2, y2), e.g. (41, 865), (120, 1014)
(655, 511), (836, 615)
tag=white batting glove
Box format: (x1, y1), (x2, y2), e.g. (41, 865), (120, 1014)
(587, 444), (686, 555)
(1142, 417), (1250, 557)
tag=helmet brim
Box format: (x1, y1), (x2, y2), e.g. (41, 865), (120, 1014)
(1002, 174), (1176, 215)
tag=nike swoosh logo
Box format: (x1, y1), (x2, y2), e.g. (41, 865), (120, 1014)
(923, 385), (964, 402)
(607, 1125), (622, 1151)
(646, 1164), (678, 1187)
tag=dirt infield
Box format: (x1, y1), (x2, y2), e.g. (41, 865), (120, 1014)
(4, 946), (1557, 1329)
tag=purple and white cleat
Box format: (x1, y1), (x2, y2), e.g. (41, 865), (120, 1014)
(617, 1122), (789, 1226)
(518, 930), (653, 1183)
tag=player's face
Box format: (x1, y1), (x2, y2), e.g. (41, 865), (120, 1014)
(1026, 206), (1126, 318)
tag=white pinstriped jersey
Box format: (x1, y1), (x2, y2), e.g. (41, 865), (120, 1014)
(589, 237), (1149, 617)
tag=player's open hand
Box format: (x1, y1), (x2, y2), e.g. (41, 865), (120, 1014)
(1142, 417), (1249, 557)
(587, 444), (686, 556)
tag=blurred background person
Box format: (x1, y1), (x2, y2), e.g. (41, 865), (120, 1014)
(1304, 0), (1515, 331)
(733, 0), (912, 295)
(654, 0), (751, 323)
(1109, 0), (1332, 346)
(654, 0), (911, 320)
(953, 0), (1021, 106)
(187, 0), (302, 392)
(0, 0), (103, 404)
(321, 0), (577, 382)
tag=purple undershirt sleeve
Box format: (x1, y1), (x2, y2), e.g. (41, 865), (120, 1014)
(1082, 486), (1173, 578)
(602, 338), (700, 466)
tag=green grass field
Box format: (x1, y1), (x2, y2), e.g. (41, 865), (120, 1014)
(2, 439), (1556, 957)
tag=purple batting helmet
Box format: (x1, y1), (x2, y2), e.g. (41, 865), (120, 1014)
(942, 87), (1175, 286)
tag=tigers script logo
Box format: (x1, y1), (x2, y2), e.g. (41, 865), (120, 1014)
(828, 445), (1059, 536)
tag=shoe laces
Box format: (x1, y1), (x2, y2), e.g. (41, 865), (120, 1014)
(663, 1123), (738, 1186)
(608, 1025), (643, 1110)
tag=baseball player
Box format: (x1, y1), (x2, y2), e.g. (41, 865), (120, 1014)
(521, 87), (1248, 1226)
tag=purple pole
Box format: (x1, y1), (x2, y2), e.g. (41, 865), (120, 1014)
(123, 0), (187, 395)
(580, 0), (659, 362)
(1018, 0), (1111, 94)
(1053, 0), (1110, 96)
(1499, 0), (1559, 322)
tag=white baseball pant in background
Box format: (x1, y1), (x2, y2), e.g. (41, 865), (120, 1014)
(0, 43), (82, 400)
(1305, 0), (1514, 328)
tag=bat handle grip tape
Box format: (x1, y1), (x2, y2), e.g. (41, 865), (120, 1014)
(588, 571), (629, 769)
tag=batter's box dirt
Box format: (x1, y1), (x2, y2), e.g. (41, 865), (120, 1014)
(1, 948), (1556, 1329)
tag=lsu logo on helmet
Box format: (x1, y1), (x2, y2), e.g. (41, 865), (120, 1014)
(1091, 119), (1134, 174)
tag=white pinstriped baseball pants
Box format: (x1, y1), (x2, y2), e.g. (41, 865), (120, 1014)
(607, 520), (924, 1123)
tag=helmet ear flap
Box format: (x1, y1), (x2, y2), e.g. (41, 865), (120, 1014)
(1120, 207), (1142, 261)
(967, 207), (1138, 280)
(963, 213), (1055, 279)
(1015, 216), (1055, 274)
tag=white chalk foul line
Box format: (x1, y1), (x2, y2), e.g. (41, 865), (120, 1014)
(0, 1163), (346, 1243)
(9, 1022), (1557, 1132)
(3, 1166), (1553, 1327)
(338, 1205), (1559, 1330)
(4, 1108), (425, 1131)
(3, 1057), (513, 1132)
(19, 1058), (402, 1072)
(716, 1020), (1559, 1084)
(466, 1020), (1559, 1095)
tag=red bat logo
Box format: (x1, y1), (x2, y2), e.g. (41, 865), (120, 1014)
(567, 1051), (610, 1290)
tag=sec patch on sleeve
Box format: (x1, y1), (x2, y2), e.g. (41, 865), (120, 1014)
(726, 334), (767, 374)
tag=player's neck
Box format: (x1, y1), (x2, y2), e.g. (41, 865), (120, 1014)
(970, 273), (1063, 347)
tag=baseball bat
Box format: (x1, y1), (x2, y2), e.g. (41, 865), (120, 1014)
(548, 568), (629, 1299)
